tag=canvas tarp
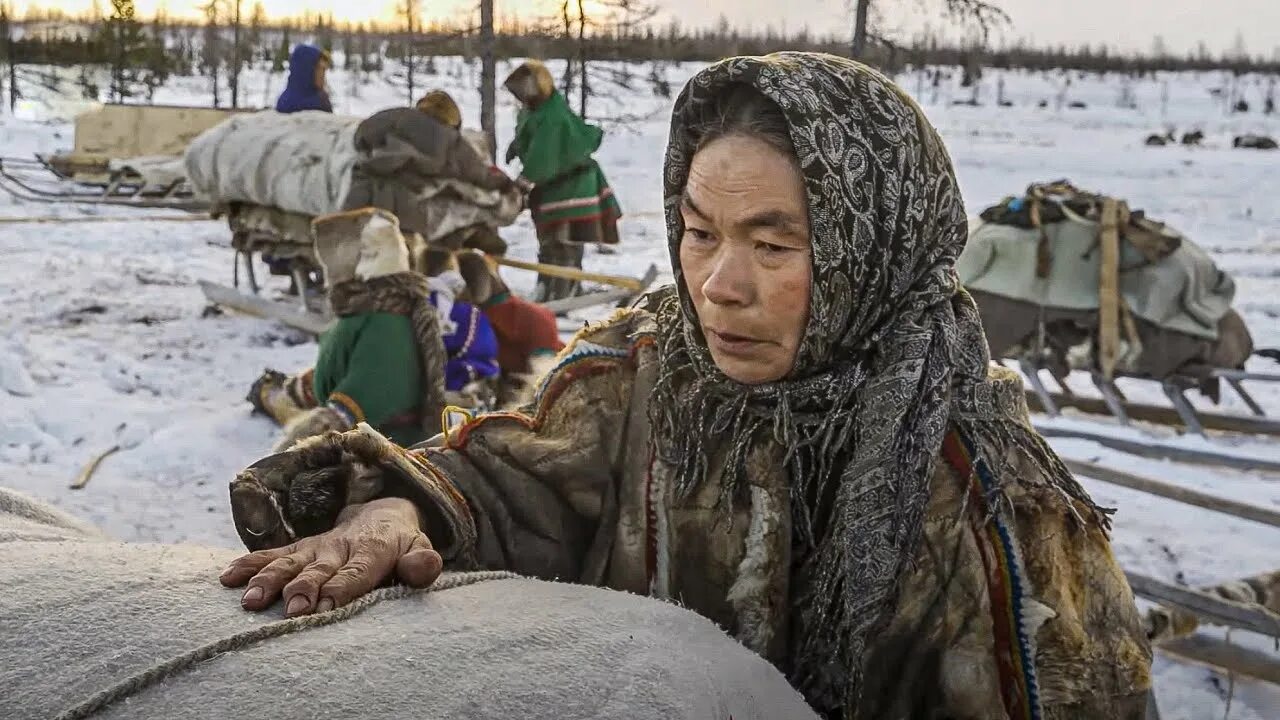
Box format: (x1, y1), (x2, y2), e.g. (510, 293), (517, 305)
(184, 112), (521, 245)
(183, 110), (360, 217)
(0, 486), (818, 720)
(958, 216), (1236, 341)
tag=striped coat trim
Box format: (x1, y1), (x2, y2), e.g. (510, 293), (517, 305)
(941, 428), (1043, 720)
(441, 333), (655, 450)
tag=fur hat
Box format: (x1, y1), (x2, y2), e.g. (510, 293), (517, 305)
(455, 249), (507, 304)
(503, 60), (555, 106)
(416, 90), (462, 130)
(418, 244), (458, 279)
(312, 208), (410, 285)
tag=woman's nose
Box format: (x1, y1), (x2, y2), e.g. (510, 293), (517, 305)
(701, 246), (754, 307)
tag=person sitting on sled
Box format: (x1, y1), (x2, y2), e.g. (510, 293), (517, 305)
(247, 208), (499, 450)
(345, 89), (517, 258)
(275, 44), (333, 114)
(455, 249), (565, 404)
(503, 60), (622, 302)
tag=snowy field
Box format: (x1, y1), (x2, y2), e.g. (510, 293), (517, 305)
(1, 57), (1279, 717)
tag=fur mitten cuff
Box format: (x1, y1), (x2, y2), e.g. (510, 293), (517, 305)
(230, 424), (477, 562)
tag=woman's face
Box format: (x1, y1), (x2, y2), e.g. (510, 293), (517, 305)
(678, 134), (812, 385)
(314, 59), (330, 91)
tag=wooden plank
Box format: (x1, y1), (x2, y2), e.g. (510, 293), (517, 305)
(1098, 197), (1122, 379)
(492, 255), (647, 291)
(1025, 389), (1280, 436)
(1034, 423), (1280, 474)
(199, 281), (334, 336)
(1064, 459), (1280, 528)
(539, 287), (635, 314)
(1158, 633), (1280, 685)
(1126, 571), (1280, 638)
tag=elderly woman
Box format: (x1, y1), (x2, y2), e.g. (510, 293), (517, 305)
(223, 54), (1151, 719)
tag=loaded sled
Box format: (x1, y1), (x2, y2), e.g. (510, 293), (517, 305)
(187, 110), (656, 318)
(0, 103), (247, 211)
(960, 181), (1279, 438)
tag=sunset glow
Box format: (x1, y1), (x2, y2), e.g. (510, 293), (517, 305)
(11, 0), (587, 25)
(7, 0), (1280, 55)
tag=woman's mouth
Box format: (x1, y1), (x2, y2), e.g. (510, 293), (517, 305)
(706, 328), (767, 356)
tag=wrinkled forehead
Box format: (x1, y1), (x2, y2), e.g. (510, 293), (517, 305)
(665, 54), (926, 270)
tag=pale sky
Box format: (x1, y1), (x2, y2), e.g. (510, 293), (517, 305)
(15, 0), (1280, 57)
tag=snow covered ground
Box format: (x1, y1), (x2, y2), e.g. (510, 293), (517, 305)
(1, 57), (1279, 717)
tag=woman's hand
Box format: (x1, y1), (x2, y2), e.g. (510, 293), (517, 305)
(219, 497), (442, 617)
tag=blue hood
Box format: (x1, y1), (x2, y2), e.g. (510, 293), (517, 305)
(285, 45), (323, 92)
(276, 44), (332, 114)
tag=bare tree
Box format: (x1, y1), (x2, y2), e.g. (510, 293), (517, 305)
(553, 0), (658, 119)
(560, 0), (574, 94)
(247, 1), (265, 68)
(575, 0), (587, 116)
(201, 0), (222, 107)
(399, 0), (421, 104)
(0, 4), (15, 114)
(229, 0), (242, 108)
(853, 0), (1009, 61)
(479, 0), (496, 161)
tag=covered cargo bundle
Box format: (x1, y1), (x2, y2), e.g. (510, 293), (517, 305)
(183, 110), (521, 246)
(959, 181), (1253, 383)
(0, 486), (819, 720)
(184, 110), (358, 217)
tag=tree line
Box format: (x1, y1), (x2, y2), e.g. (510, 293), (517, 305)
(5, 5), (1280, 78)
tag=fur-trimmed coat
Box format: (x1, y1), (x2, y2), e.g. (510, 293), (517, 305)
(238, 310), (1152, 719)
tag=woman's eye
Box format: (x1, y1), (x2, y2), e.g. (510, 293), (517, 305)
(684, 228), (714, 243)
(759, 241), (791, 254)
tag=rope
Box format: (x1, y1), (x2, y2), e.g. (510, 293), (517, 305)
(53, 570), (520, 720)
(0, 214), (212, 224)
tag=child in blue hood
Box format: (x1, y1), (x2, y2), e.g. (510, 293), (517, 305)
(275, 44), (333, 114)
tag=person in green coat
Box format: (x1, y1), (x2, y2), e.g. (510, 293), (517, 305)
(503, 59), (622, 301)
(248, 208), (450, 450)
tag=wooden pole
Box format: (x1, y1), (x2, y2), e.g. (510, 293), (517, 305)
(490, 255), (647, 291)
(1033, 423), (1280, 474)
(1065, 459), (1280, 528)
(1158, 632), (1280, 685)
(1126, 571), (1280, 638)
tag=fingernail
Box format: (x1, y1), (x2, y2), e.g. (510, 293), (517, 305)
(241, 587), (264, 605)
(285, 595), (311, 616)
(316, 597), (335, 613)
(219, 565), (235, 579)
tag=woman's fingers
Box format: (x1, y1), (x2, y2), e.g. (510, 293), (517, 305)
(219, 546), (292, 588)
(241, 550), (314, 611)
(281, 546), (347, 617)
(396, 533), (444, 588)
(317, 540), (399, 610)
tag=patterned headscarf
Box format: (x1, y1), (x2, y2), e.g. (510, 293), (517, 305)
(647, 53), (1102, 716)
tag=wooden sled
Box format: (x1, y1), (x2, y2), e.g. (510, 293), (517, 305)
(199, 262), (660, 337)
(1017, 359), (1280, 439)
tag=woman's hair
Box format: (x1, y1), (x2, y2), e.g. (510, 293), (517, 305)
(689, 84), (796, 159)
